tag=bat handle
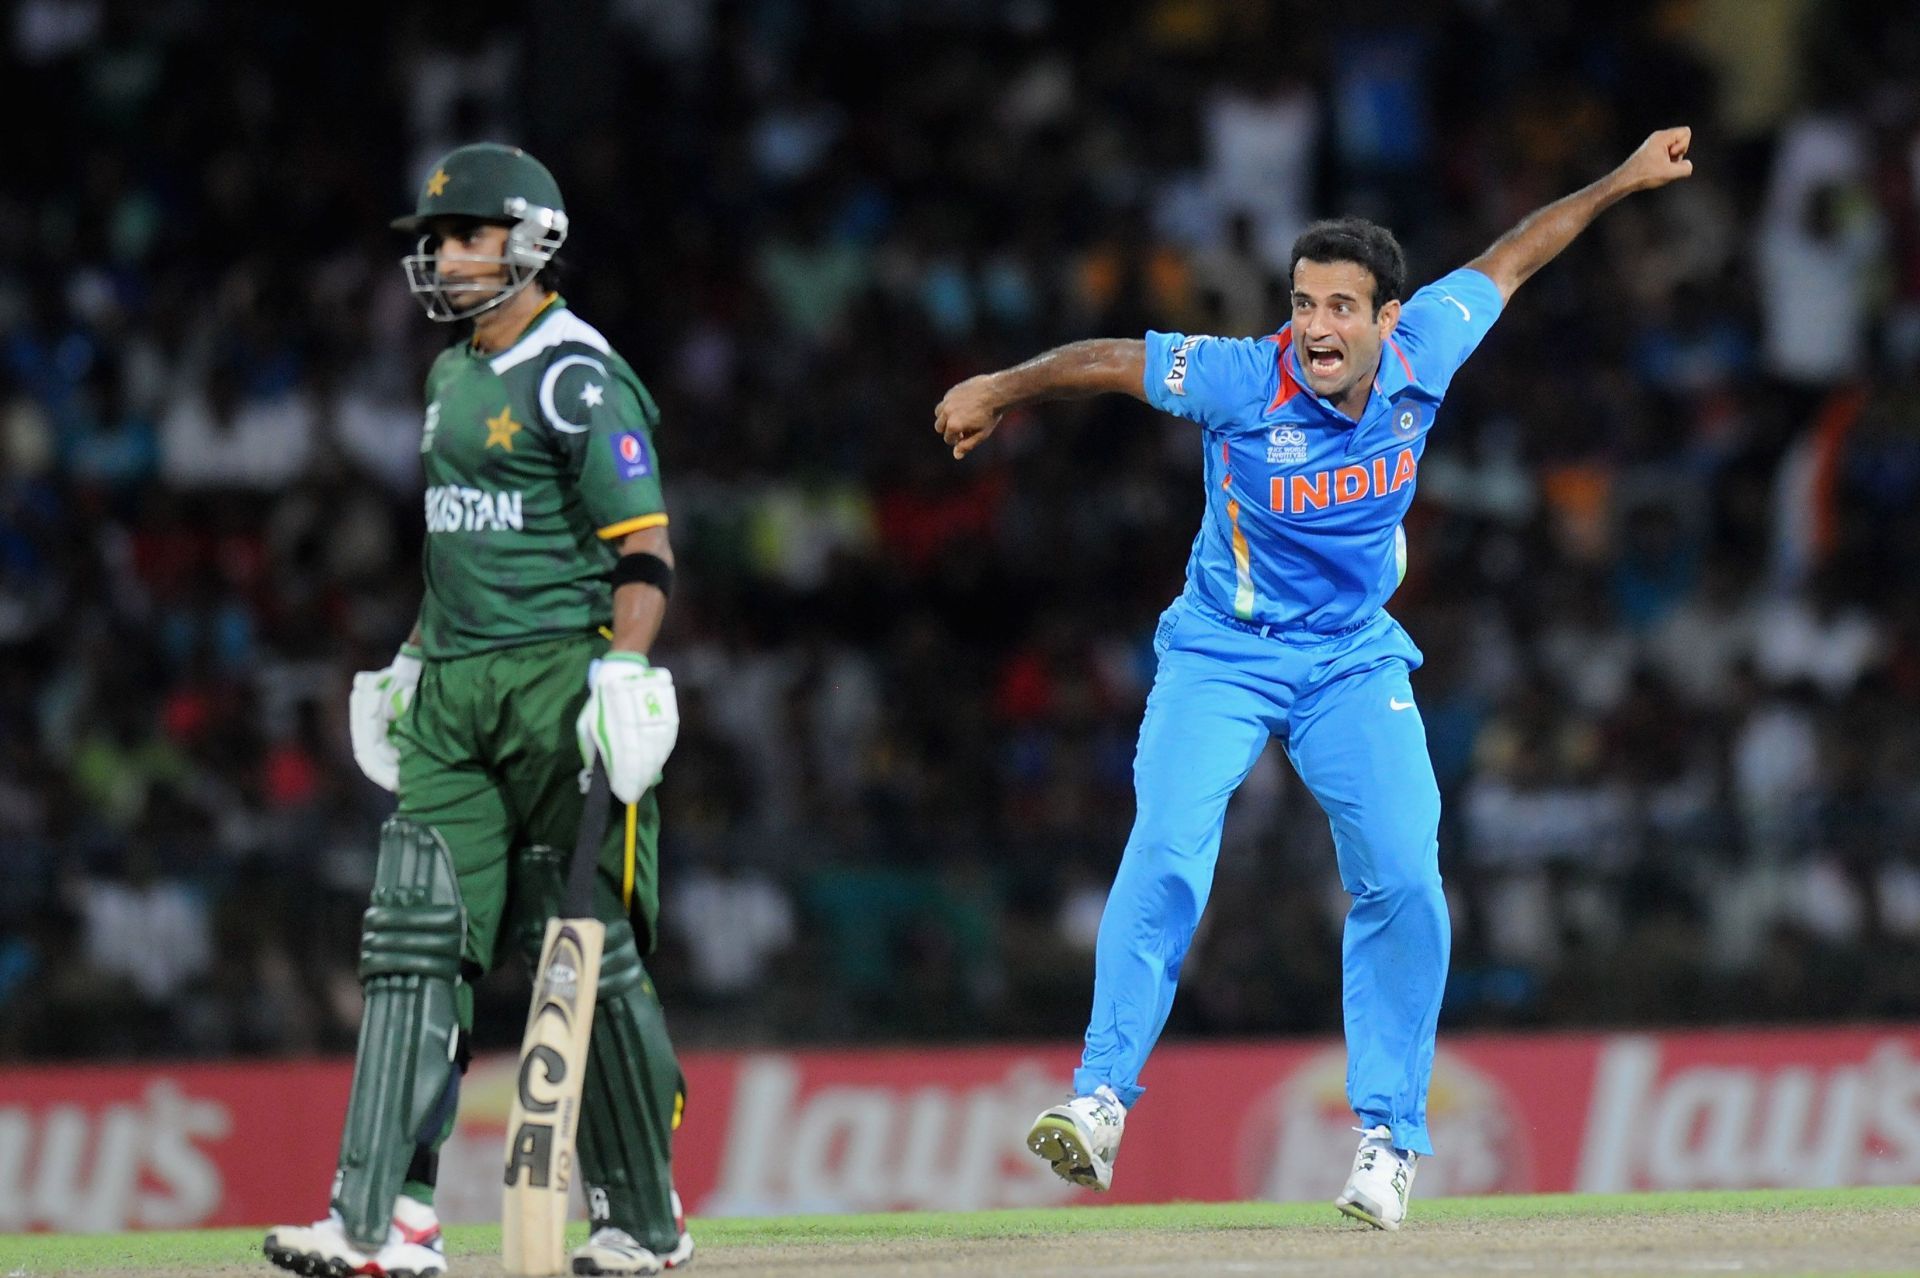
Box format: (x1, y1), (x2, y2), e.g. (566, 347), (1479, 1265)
(566, 765), (612, 919)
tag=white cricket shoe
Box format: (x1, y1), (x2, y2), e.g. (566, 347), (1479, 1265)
(263, 1195), (446, 1277)
(571, 1191), (695, 1275)
(1334, 1124), (1418, 1231)
(571, 1228), (665, 1277)
(663, 1189), (695, 1269)
(1026, 1084), (1126, 1191)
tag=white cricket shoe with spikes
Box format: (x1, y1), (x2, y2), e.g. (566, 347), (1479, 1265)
(571, 1190), (695, 1275)
(1025, 1083), (1126, 1191)
(263, 1195), (446, 1277)
(1335, 1124), (1418, 1231)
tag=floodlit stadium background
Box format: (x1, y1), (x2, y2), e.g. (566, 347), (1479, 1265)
(3, 0), (1919, 1231)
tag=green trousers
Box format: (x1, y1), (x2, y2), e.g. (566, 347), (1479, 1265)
(393, 632), (663, 965)
(375, 631), (684, 1247)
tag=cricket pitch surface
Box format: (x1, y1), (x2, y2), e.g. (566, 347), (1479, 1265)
(9, 1189), (1919, 1276)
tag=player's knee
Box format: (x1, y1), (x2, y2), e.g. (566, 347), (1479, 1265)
(1113, 832), (1211, 935)
(361, 819), (465, 983)
(1354, 786), (1440, 885)
(1124, 806), (1219, 867)
(1359, 839), (1443, 901)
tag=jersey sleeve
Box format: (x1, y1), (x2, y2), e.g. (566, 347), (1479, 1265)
(1141, 331), (1274, 429)
(1391, 267), (1505, 393)
(539, 347), (667, 540)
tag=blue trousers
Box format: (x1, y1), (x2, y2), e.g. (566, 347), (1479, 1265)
(1073, 596), (1449, 1156)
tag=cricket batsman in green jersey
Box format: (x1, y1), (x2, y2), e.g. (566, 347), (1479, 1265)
(264, 143), (692, 1278)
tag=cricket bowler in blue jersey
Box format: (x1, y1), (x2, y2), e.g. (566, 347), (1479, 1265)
(935, 128), (1694, 1229)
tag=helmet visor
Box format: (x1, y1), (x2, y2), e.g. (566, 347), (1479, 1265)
(401, 239), (538, 322)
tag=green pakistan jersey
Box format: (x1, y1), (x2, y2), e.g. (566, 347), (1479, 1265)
(416, 295), (666, 658)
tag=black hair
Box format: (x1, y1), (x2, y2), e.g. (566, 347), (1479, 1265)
(1288, 218), (1407, 312)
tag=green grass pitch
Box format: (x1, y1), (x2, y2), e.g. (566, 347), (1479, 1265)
(6, 1187), (1919, 1273)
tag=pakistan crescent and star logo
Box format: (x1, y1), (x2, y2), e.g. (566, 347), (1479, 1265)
(481, 385), (598, 454)
(484, 406), (522, 451)
(426, 167), (450, 197)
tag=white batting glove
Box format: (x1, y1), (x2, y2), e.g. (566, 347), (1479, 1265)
(348, 645), (423, 793)
(576, 654), (679, 804)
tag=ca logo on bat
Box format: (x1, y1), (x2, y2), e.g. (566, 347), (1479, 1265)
(505, 933), (588, 1190)
(506, 1043), (572, 1187)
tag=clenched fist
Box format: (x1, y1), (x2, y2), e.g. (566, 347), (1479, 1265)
(934, 373), (1006, 460)
(1616, 127), (1694, 193)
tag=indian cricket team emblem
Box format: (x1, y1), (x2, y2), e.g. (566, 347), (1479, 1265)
(1394, 407), (1420, 438)
(1268, 425), (1308, 465)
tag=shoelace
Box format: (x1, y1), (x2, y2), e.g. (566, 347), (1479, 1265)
(1081, 1091), (1124, 1128)
(1351, 1125), (1398, 1173)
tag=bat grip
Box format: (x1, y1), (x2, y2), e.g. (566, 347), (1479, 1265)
(565, 765), (612, 919)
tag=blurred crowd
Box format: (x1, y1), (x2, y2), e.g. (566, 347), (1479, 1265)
(4, 0), (1920, 1062)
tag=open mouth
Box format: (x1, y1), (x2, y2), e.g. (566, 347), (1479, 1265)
(1305, 345), (1344, 377)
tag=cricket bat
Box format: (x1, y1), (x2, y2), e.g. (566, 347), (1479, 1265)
(502, 765), (612, 1275)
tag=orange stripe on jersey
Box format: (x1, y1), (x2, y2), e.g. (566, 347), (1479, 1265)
(1387, 337), (1414, 382)
(1263, 327), (1303, 412)
(1220, 440), (1256, 616)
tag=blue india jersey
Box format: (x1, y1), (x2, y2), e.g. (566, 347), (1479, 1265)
(1142, 267), (1504, 635)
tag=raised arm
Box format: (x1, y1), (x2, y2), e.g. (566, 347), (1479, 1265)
(936, 339), (1145, 460)
(1468, 127), (1694, 304)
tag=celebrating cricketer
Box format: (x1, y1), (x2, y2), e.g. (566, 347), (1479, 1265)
(937, 128), (1695, 1231)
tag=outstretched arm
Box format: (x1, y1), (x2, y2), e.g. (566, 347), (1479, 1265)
(935, 339), (1145, 459)
(1469, 127), (1694, 304)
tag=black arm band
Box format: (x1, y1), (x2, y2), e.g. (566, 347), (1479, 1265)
(609, 552), (673, 597)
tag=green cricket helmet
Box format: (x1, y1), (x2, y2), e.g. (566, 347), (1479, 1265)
(394, 143), (569, 322)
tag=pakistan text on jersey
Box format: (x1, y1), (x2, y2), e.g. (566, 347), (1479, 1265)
(425, 485), (526, 533)
(1269, 448), (1417, 515)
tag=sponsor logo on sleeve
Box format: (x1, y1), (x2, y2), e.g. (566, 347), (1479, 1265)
(609, 432), (653, 482)
(1164, 335), (1203, 397)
